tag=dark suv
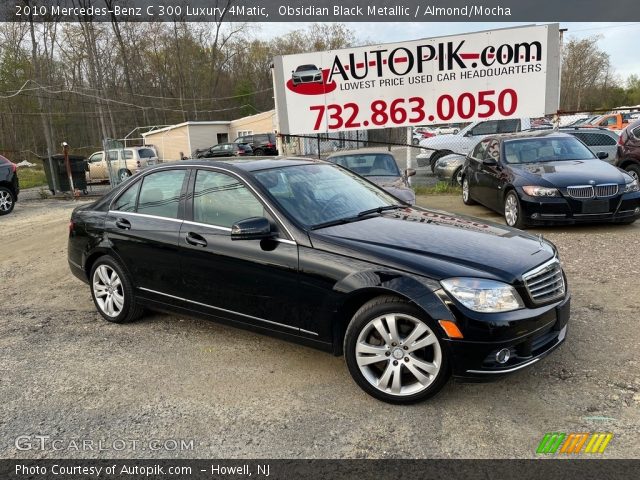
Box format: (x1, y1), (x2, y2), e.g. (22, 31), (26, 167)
(233, 133), (278, 156)
(616, 119), (640, 181)
(0, 155), (19, 215)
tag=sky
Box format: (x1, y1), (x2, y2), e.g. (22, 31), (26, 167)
(256, 22), (640, 81)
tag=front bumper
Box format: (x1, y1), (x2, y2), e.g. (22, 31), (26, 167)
(518, 189), (640, 225)
(445, 293), (570, 380)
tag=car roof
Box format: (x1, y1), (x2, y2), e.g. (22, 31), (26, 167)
(155, 157), (321, 173)
(492, 130), (574, 142)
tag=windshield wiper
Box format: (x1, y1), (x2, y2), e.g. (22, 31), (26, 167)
(310, 205), (403, 230)
(356, 205), (403, 217)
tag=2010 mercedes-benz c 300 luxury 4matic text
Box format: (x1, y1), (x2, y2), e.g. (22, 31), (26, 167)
(68, 159), (570, 403)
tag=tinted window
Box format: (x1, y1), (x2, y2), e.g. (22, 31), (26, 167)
(471, 139), (489, 159)
(137, 169), (186, 218)
(470, 121), (498, 136)
(497, 119), (521, 133)
(112, 181), (140, 212)
(571, 132), (616, 146)
(193, 170), (264, 228)
(138, 148), (156, 158)
(632, 127), (640, 139)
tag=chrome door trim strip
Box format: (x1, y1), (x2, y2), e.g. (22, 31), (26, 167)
(108, 210), (184, 224)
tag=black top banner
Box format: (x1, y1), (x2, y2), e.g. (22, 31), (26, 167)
(4, 0), (640, 22)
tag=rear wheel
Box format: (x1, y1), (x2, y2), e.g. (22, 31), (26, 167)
(344, 296), (450, 404)
(118, 169), (131, 182)
(504, 190), (526, 229)
(624, 163), (640, 182)
(253, 148), (264, 156)
(0, 186), (15, 215)
(90, 256), (143, 323)
(462, 177), (476, 205)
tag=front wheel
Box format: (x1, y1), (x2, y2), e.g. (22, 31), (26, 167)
(90, 256), (143, 323)
(504, 190), (526, 229)
(452, 167), (463, 186)
(344, 296), (450, 404)
(0, 186), (16, 215)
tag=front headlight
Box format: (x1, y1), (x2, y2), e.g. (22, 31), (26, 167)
(624, 179), (639, 193)
(522, 185), (560, 197)
(440, 278), (524, 313)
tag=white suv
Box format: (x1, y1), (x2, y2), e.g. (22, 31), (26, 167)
(87, 147), (158, 183)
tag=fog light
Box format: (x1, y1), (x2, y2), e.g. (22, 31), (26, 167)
(496, 348), (511, 364)
(635, 207), (640, 214)
(531, 213), (539, 219)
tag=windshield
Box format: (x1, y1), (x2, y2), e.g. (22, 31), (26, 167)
(253, 164), (400, 229)
(503, 137), (595, 164)
(296, 65), (317, 72)
(329, 154), (401, 177)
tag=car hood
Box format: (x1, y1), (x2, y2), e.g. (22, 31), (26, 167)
(513, 159), (630, 186)
(310, 207), (555, 282)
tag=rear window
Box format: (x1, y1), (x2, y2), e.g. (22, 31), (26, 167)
(570, 132), (616, 146)
(138, 148), (156, 158)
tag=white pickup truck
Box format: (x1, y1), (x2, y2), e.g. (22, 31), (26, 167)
(86, 146), (158, 183)
(417, 118), (534, 169)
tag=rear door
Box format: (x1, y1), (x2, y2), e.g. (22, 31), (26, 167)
(106, 168), (189, 295)
(179, 168), (302, 332)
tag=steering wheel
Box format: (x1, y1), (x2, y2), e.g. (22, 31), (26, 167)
(319, 193), (351, 218)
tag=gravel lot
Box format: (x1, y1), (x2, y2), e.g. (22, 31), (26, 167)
(0, 197), (638, 459)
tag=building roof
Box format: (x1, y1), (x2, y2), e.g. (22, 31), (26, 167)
(141, 121), (230, 137)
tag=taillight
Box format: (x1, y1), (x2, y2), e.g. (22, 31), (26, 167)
(137, 160), (141, 167)
(266, 142), (274, 147)
(10, 162), (16, 173)
(68, 220), (75, 235)
(618, 133), (625, 145)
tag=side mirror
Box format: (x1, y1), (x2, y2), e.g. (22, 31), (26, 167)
(231, 217), (274, 241)
(405, 168), (416, 177)
(482, 157), (498, 166)
(596, 151), (609, 160)
(464, 131), (473, 137)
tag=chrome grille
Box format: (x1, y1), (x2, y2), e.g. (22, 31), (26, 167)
(523, 259), (565, 304)
(595, 184), (618, 197)
(566, 186), (594, 199)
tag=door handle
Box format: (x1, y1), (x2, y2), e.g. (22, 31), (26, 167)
(115, 218), (131, 230)
(186, 232), (207, 247)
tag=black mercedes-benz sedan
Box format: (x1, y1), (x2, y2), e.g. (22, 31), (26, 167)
(461, 131), (640, 228)
(68, 158), (570, 403)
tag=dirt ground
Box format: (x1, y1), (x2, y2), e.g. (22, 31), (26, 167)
(0, 197), (638, 459)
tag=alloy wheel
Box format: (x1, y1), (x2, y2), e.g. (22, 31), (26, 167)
(355, 313), (442, 396)
(628, 169), (639, 182)
(119, 170), (131, 181)
(462, 178), (470, 202)
(92, 265), (124, 317)
(0, 190), (13, 212)
(505, 193), (518, 226)
(454, 168), (463, 186)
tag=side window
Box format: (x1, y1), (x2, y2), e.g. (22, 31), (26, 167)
(573, 132), (616, 146)
(604, 117), (617, 126)
(471, 139), (489, 159)
(107, 151), (119, 161)
(112, 181), (140, 212)
(137, 169), (186, 219)
(193, 170), (265, 228)
(470, 121), (498, 136)
(498, 119), (521, 133)
(632, 127), (640, 139)
(124, 150), (134, 160)
(485, 139), (501, 161)
(89, 153), (103, 163)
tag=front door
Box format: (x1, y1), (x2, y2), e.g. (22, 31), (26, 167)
(179, 168), (301, 332)
(475, 139), (504, 210)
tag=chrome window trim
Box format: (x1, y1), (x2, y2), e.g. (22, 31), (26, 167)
(137, 287), (316, 335)
(107, 210), (183, 224)
(181, 219), (298, 245)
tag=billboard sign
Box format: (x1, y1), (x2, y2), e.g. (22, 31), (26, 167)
(272, 24), (560, 135)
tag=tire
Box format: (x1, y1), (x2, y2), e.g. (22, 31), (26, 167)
(504, 190), (526, 229)
(344, 296), (450, 404)
(412, 138), (419, 145)
(118, 169), (132, 182)
(453, 129), (460, 134)
(430, 150), (452, 172)
(624, 163), (640, 182)
(0, 186), (16, 215)
(253, 148), (264, 156)
(462, 176), (476, 205)
(452, 167), (463, 186)
(90, 255), (143, 324)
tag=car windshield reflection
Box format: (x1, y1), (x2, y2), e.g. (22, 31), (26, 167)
(328, 154), (401, 177)
(504, 137), (596, 164)
(253, 163), (399, 228)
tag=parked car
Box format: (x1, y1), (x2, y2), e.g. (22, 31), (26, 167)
(615, 119), (640, 181)
(326, 151), (416, 204)
(233, 133), (278, 156)
(291, 64), (323, 85)
(560, 127), (619, 162)
(194, 143), (252, 158)
(412, 129), (435, 145)
(586, 113), (631, 132)
(417, 118), (532, 170)
(434, 154), (467, 185)
(0, 155), (19, 215)
(87, 147), (158, 183)
(460, 131), (640, 228)
(434, 124), (462, 135)
(68, 158), (570, 403)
